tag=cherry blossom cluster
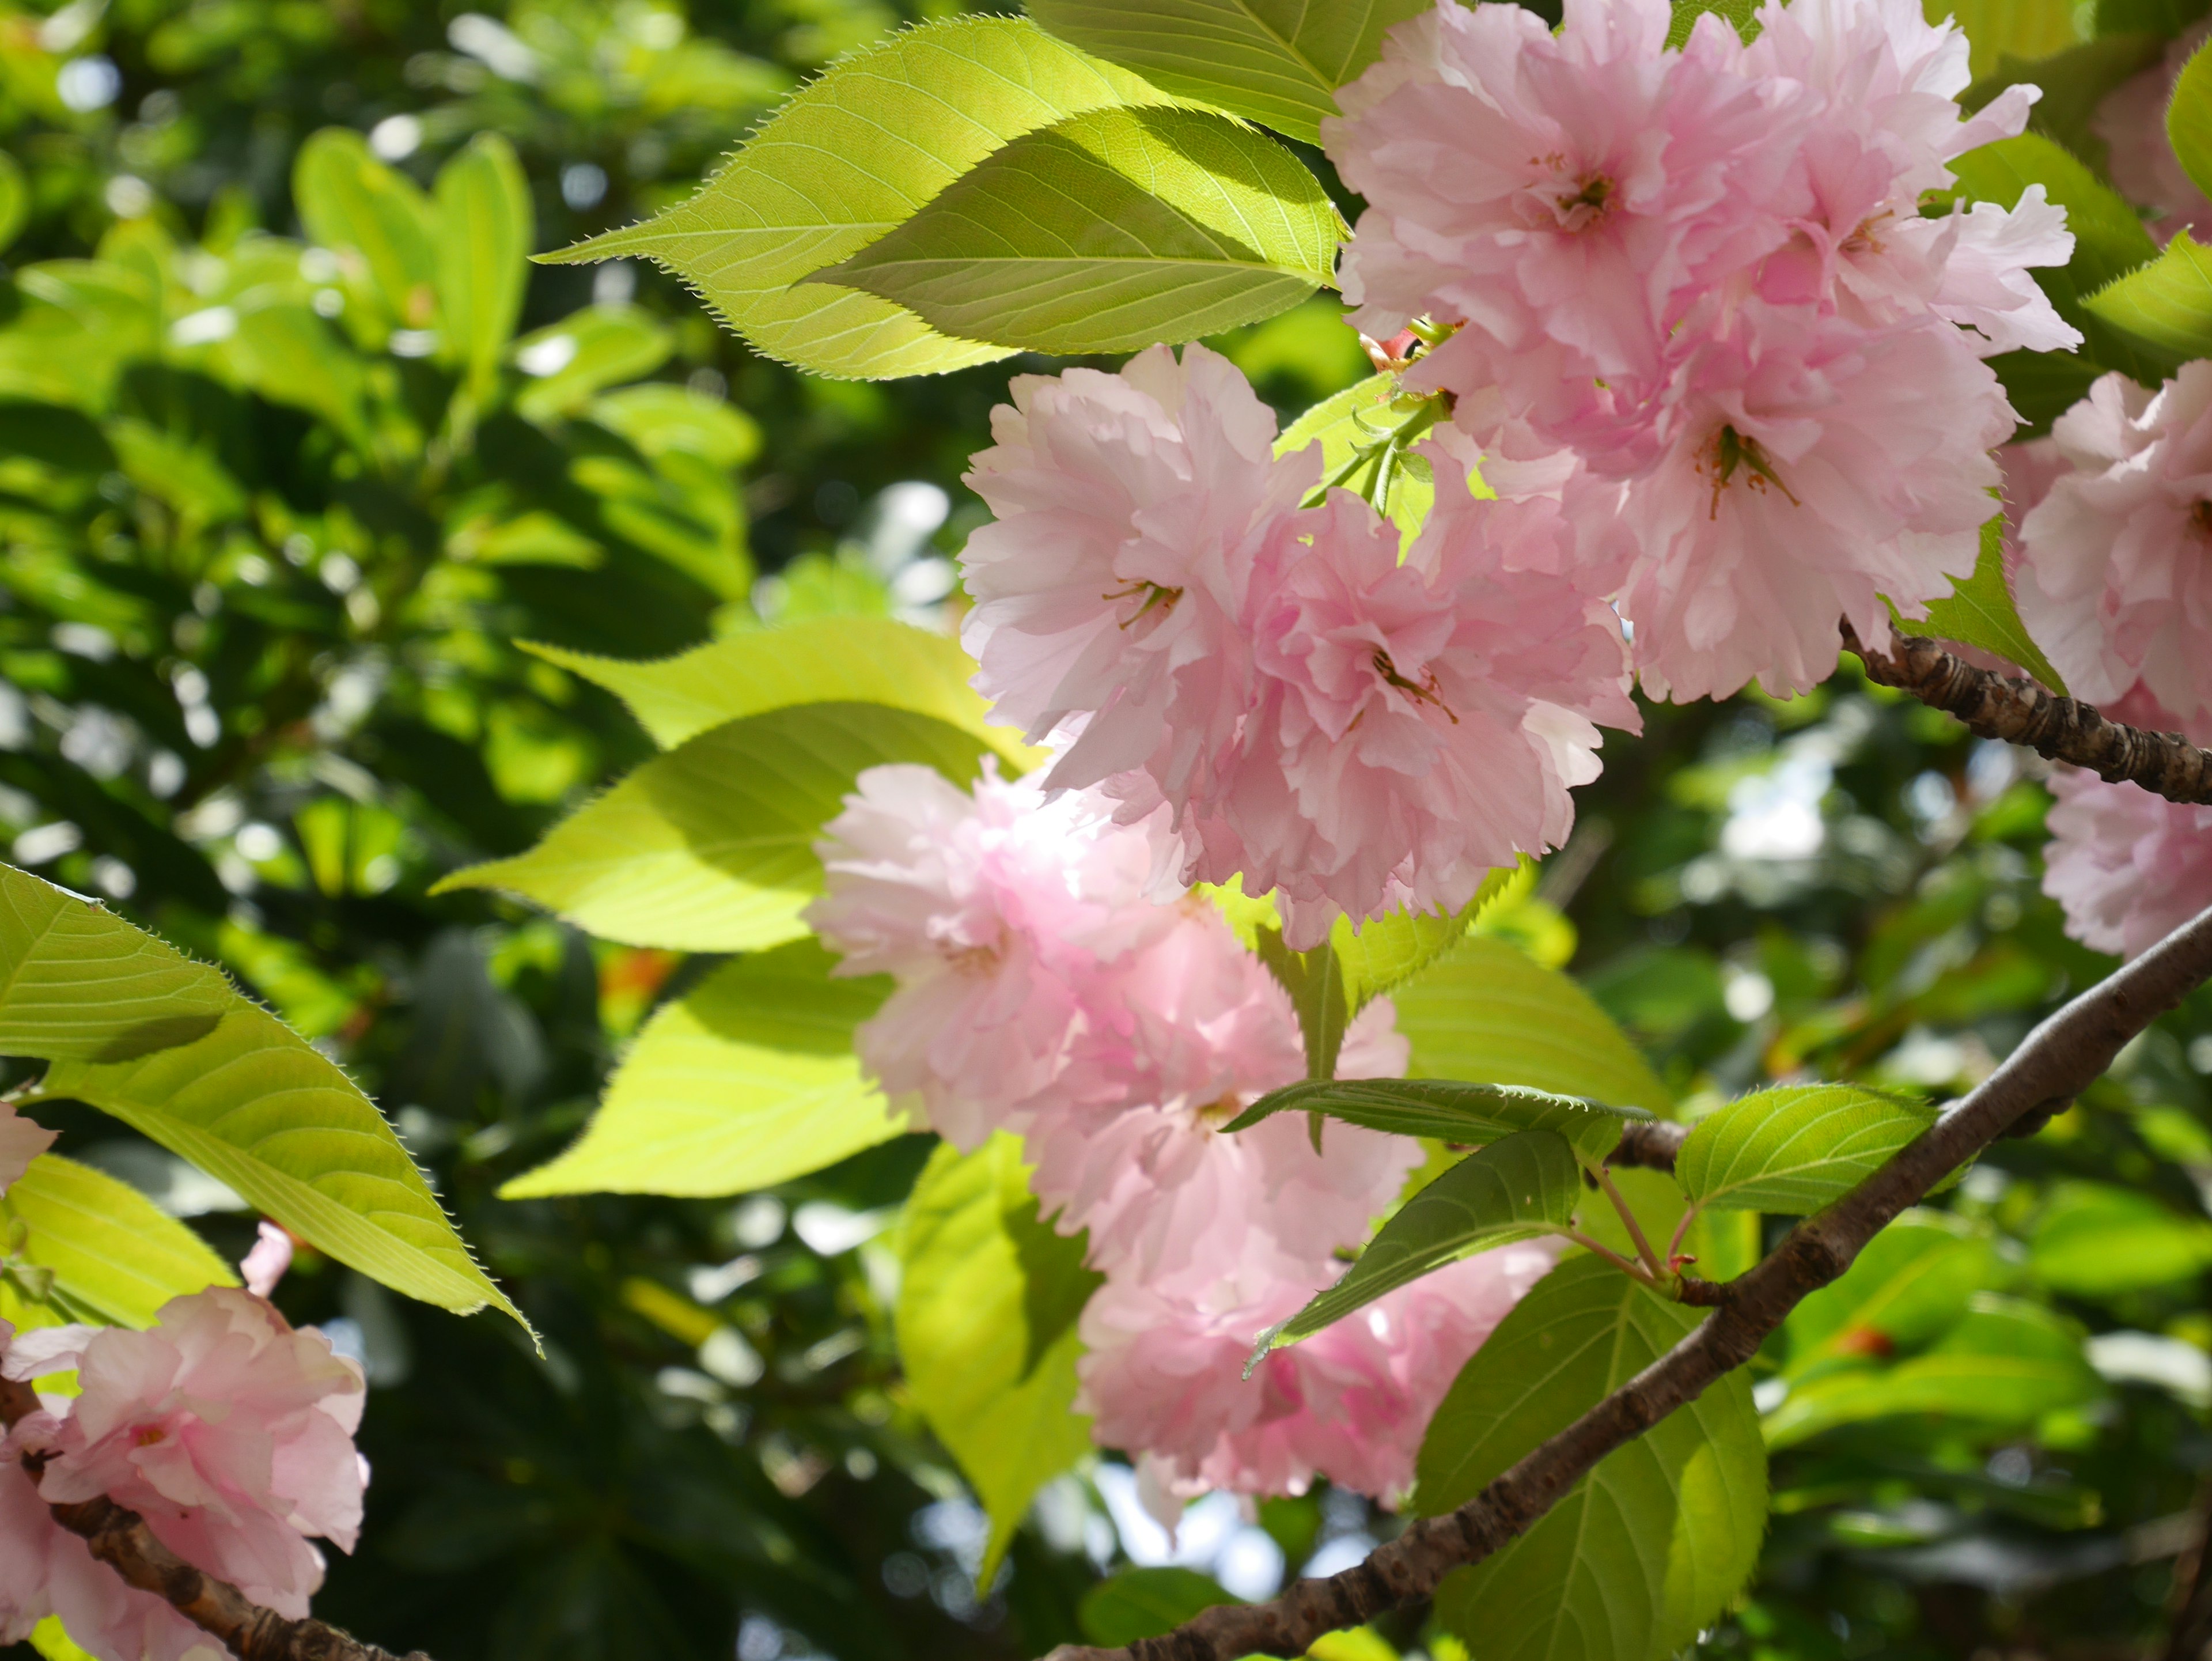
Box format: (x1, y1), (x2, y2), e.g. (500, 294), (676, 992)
(806, 763), (1558, 1505)
(1332, 0), (2077, 705)
(0, 1289), (368, 1661)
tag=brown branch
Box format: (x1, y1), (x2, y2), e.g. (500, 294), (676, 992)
(1842, 622), (2212, 804)
(1606, 1119), (1687, 1174)
(0, 1378), (429, 1661)
(1049, 902), (2212, 1661)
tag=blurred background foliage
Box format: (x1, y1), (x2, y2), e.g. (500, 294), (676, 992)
(0, 0), (2210, 1658)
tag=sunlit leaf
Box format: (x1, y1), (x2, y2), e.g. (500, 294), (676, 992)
(434, 131), (532, 406)
(2029, 1181), (2212, 1297)
(2085, 227), (2212, 359)
(1228, 1076), (1648, 1160)
(293, 127), (440, 333)
(2, 1152), (236, 1327)
(1910, 513), (2069, 693)
(1675, 1083), (1941, 1214)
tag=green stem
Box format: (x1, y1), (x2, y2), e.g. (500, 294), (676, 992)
(1557, 1228), (1661, 1289)
(1592, 1163), (1667, 1281)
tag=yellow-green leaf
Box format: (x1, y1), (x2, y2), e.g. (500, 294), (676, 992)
(3, 1152), (236, 1327)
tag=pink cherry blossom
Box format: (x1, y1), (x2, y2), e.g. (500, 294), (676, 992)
(0, 1104), (55, 1195)
(1330, 0), (1795, 460)
(2043, 763), (2212, 960)
(240, 1223), (294, 1300)
(25, 1289), (366, 1621)
(2096, 24), (2212, 245)
(1080, 1232), (1563, 1501)
(2016, 365), (2212, 730)
(959, 343), (1315, 808)
(1600, 301), (2007, 701)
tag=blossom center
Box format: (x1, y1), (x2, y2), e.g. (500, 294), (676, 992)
(2193, 501), (2212, 539)
(1371, 650), (1458, 724)
(1701, 425), (1801, 520)
(1101, 579), (1184, 631)
(1548, 169), (1613, 233)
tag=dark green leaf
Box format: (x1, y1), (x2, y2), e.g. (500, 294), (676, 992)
(2085, 228), (2212, 358)
(1077, 1568), (1238, 1647)
(1784, 1209), (2006, 1377)
(2097, 0), (2210, 38)
(1227, 1076), (1650, 1159)
(1912, 512), (2069, 692)
(2171, 37), (2212, 201)
(1675, 1083), (1941, 1214)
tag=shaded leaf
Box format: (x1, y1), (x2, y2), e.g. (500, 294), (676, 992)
(1945, 0), (2080, 78)
(1914, 513), (2069, 693)
(1277, 372), (1453, 547)
(1675, 1083), (1941, 1215)
(2085, 226), (2212, 358)
(1025, 0), (1429, 145)
(1078, 1568), (1238, 1647)
(434, 132), (533, 405)
(1252, 926), (1350, 1083)
(818, 106), (1340, 357)
(2029, 1181), (2212, 1297)
(0, 153), (26, 256)
(2, 1152), (235, 1327)
(1228, 1076), (1649, 1160)
(546, 17), (1177, 379)
(2177, 40), (2212, 209)
(1420, 1257), (1768, 1661)
(435, 703), (991, 952)
(501, 941), (906, 1200)
(1784, 1210), (2005, 1377)
(897, 1134), (1095, 1587)
(1259, 1130), (1578, 1354)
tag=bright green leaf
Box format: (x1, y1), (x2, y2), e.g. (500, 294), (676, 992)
(546, 16), (1177, 379)
(587, 384), (762, 472)
(512, 305), (673, 423)
(1421, 1257), (1768, 1661)
(434, 132), (533, 405)
(1675, 1083), (1941, 1214)
(1260, 1130), (1579, 1354)
(1025, 0), (1429, 145)
(1328, 874), (1516, 1013)
(1253, 925), (1351, 1082)
(1228, 1076), (1649, 1160)
(897, 1134), (1096, 1587)
(1784, 1210), (2004, 1376)
(817, 105), (1340, 357)
(0, 153), (27, 256)
(522, 615), (1041, 767)
(1078, 1568), (1238, 1647)
(2172, 39), (2212, 204)
(2, 1152), (236, 1327)
(1911, 512), (2069, 693)
(1940, 0), (2080, 79)
(435, 703), (991, 952)
(499, 941), (906, 1200)
(1277, 372), (1456, 547)
(0, 862), (230, 1061)
(2029, 1181), (2212, 1296)
(293, 128), (440, 332)
(1667, 1), (1759, 48)
(39, 1003), (527, 1333)
(2085, 227), (2212, 358)
(1763, 1295), (2099, 1448)
(1393, 936), (1674, 1115)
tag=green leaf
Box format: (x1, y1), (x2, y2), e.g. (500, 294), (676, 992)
(511, 305), (673, 423)
(817, 105), (1340, 357)
(1967, 35), (2166, 171)
(219, 302), (374, 453)
(2, 1152), (236, 1327)
(544, 16), (1177, 380)
(29, 1618), (97, 1661)
(522, 616), (1041, 767)
(39, 1002), (527, 1332)
(1025, 0), (1429, 145)
(1078, 1568), (1238, 1647)
(1393, 936), (1674, 1115)
(499, 941), (906, 1200)
(1252, 926), (1351, 1082)
(1420, 1257), (1768, 1661)
(0, 152), (28, 256)
(1228, 1077), (1650, 1161)
(2172, 39), (2212, 203)
(293, 127), (440, 332)
(1912, 512), (2069, 693)
(1277, 373), (1454, 547)
(1763, 1295), (2099, 1448)
(1259, 1130), (1579, 1354)
(1675, 1083), (1941, 1215)
(0, 862), (230, 1061)
(2029, 1181), (2212, 1296)
(435, 703), (992, 952)
(1329, 874), (1515, 1012)
(433, 132), (533, 405)
(1783, 1210), (2005, 1377)
(896, 1134), (1096, 1586)
(2085, 228), (2212, 358)
(2098, 0), (2210, 33)
(1942, 0), (2081, 79)
(1667, 1), (1759, 48)
(587, 384), (762, 472)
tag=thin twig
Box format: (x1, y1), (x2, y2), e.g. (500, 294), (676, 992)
(0, 1378), (428, 1661)
(1047, 903), (2212, 1661)
(1844, 622), (2212, 804)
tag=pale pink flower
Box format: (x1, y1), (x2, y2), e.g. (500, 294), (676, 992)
(25, 1289), (366, 1621)
(1603, 302), (2007, 701)
(2044, 763), (2212, 959)
(960, 343), (1315, 807)
(806, 762), (1161, 1147)
(1330, 0), (1797, 461)
(1080, 1233), (1563, 1501)
(0, 1103), (55, 1195)
(2016, 365), (2212, 729)
(240, 1223), (294, 1300)
(2095, 24), (2212, 244)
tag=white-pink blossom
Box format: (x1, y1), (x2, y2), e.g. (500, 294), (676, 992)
(2043, 762), (2212, 959)
(959, 343), (1313, 807)
(21, 1289), (367, 1621)
(1600, 302), (2008, 701)
(2096, 25), (2212, 244)
(240, 1223), (294, 1300)
(2016, 365), (2212, 730)
(0, 1104), (55, 1195)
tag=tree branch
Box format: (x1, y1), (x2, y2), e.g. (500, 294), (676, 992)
(1605, 1119), (1686, 1174)
(1842, 622), (2212, 804)
(1048, 902), (2212, 1661)
(0, 1377), (429, 1661)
